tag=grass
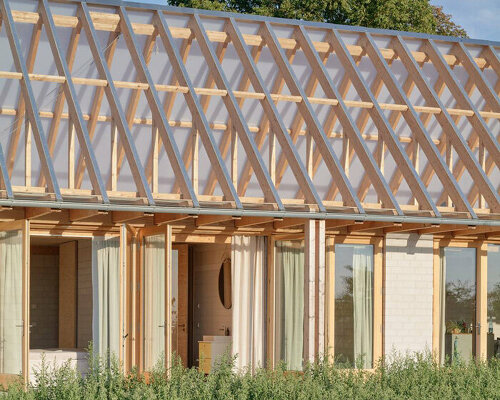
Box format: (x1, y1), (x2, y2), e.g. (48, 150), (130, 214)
(4, 351), (500, 399)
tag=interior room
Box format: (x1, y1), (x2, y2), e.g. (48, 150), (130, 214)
(29, 236), (92, 378)
(167, 237), (266, 372)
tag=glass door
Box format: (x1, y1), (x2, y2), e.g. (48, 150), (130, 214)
(139, 226), (170, 371)
(171, 244), (188, 367)
(440, 247), (477, 364)
(0, 220), (29, 385)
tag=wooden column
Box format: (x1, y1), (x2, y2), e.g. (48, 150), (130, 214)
(476, 242), (488, 360)
(304, 220), (326, 361)
(316, 220), (326, 356)
(59, 241), (77, 348)
(326, 236), (335, 361)
(304, 220), (316, 363)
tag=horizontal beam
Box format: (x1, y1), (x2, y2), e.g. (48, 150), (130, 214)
(1, 71), (497, 120)
(7, 10), (492, 69)
(69, 208), (108, 221)
(195, 214), (240, 226)
(25, 207), (61, 219)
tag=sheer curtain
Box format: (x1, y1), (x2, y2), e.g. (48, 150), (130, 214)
(0, 230), (22, 374)
(353, 245), (373, 369)
(143, 234), (165, 370)
(231, 236), (266, 372)
(275, 241), (304, 371)
(439, 250), (446, 365)
(92, 237), (120, 357)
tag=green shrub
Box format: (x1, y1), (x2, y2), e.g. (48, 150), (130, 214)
(4, 351), (500, 399)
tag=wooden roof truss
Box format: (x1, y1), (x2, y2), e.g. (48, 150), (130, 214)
(0, 0), (497, 223)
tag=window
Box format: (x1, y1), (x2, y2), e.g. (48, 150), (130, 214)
(334, 244), (374, 368)
(439, 247), (476, 364)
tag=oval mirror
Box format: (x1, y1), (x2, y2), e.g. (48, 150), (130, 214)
(218, 258), (232, 309)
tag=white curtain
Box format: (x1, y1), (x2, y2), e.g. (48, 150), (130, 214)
(143, 234), (165, 370)
(439, 250), (446, 365)
(353, 245), (373, 369)
(0, 230), (22, 374)
(275, 241), (304, 371)
(231, 236), (266, 372)
(92, 237), (120, 357)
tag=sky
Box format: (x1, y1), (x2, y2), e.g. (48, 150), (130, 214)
(430, 0), (499, 41)
(135, 0), (500, 42)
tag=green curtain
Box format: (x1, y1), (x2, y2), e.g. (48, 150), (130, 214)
(0, 230), (22, 374)
(276, 241), (304, 371)
(352, 245), (373, 369)
(92, 237), (120, 357)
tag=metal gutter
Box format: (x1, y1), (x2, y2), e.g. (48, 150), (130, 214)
(0, 198), (499, 227)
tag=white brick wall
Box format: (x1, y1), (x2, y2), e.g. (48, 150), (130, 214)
(384, 233), (433, 358)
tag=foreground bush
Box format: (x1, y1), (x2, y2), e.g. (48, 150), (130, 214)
(5, 352), (500, 400)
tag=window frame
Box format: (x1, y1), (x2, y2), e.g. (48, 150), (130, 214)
(433, 238), (485, 360)
(326, 235), (383, 369)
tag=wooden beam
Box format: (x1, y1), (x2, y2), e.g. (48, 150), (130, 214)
(453, 225), (500, 237)
(383, 223), (427, 233)
(154, 213), (196, 225)
(68, 208), (107, 222)
(112, 211), (151, 224)
(195, 214), (240, 226)
(6, 17), (42, 176)
(325, 219), (359, 230)
(273, 218), (307, 229)
(8, 10), (492, 69)
(234, 216), (278, 228)
(417, 224), (468, 235)
(25, 207), (61, 219)
(348, 221), (401, 233)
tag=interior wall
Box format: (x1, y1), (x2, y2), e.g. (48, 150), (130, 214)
(191, 243), (232, 366)
(30, 247), (59, 349)
(77, 239), (93, 349)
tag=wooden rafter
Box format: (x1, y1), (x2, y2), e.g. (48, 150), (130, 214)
(0, 1), (496, 223)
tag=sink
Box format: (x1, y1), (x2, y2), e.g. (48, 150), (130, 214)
(202, 335), (232, 342)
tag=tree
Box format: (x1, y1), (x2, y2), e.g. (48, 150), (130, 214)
(169, 0), (468, 38)
(432, 5), (468, 38)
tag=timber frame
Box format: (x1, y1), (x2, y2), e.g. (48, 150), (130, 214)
(0, 0), (496, 229)
(0, 0), (498, 378)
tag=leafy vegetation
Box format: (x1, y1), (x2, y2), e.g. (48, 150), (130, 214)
(168, 0), (468, 37)
(5, 351), (500, 399)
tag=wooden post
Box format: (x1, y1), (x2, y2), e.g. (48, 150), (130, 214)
(326, 236), (335, 361)
(316, 220), (325, 356)
(230, 122), (237, 188)
(68, 121), (75, 189)
(476, 242), (487, 360)
(152, 123), (159, 193)
(111, 121), (118, 192)
(266, 236), (275, 367)
(192, 128), (199, 196)
(25, 118), (31, 187)
(304, 220), (316, 363)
